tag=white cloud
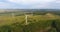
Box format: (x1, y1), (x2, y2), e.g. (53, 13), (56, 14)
(0, 2), (17, 9)
(6, 0), (56, 8)
(7, 0), (55, 5)
(56, 0), (60, 3)
(0, 2), (9, 6)
(28, 3), (50, 9)
(0, 0), (56, 9)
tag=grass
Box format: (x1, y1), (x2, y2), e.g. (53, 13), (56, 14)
(0, 14), (59, 32)
(0, 15), (57, 26)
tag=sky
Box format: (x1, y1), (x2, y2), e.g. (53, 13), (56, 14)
(0, 0), (59, 9)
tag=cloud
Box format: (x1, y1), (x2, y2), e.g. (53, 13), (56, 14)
(0, 1), (19, 9)
(56, 0), (60, 3)
(0, 0), (57, 9)
(0, 2), (9, 6)
(5, 0), (55, 9)
(7, 0), (55, 5)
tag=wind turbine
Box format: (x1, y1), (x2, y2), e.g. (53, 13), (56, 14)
(24, 11), (33, 25)
(12, 12), (15, 18)
(25, 15), (29, 25)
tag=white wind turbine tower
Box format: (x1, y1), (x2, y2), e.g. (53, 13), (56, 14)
(25, 15), (29, 25)
(24, 12), (28, 25)
(12, 12), (15, 18)
(24, 11), (33, 25)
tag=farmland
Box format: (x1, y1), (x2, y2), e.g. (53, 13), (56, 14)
(0, 14), (58, 26)
(0, 9), (60, 32)
(0, 14), (59, 32)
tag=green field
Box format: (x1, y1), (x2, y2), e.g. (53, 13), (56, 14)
(0, 14), (58, 26)
(0, 13), (59, 32)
